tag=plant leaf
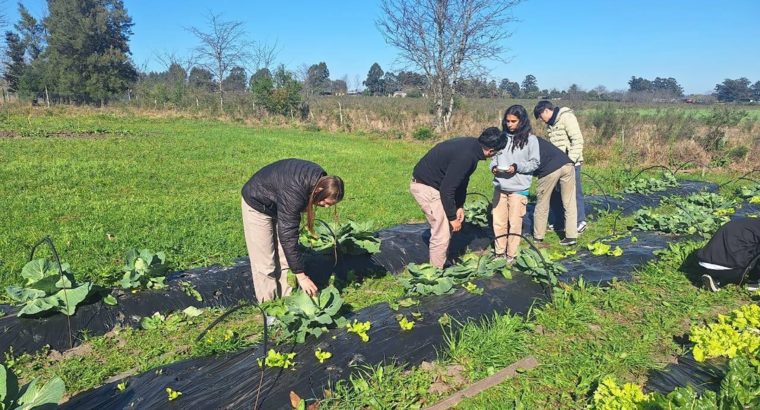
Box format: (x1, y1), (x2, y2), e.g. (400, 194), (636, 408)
(16, 376), (64, 410)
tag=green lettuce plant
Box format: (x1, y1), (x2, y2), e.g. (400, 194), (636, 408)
(119, 249), (168, 290)
(5, 258), (94, 317)
(275, 286), (347, 343)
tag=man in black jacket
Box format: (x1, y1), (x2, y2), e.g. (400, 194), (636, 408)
(410, 127), (506, 268)
(698, 218), (760, 291)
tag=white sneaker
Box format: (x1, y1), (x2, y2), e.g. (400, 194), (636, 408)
(745, 281), (760, 292)
(577, 221), (588, 234)
(701, 274), (719, 292)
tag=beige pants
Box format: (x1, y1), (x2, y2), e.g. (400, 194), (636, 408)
(241, 198), (293, 303)
(534, 164), (578, 240)
(492, 190), (528, 258)
(410, 181), (451, 268)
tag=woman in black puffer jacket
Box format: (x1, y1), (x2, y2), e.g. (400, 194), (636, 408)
(241, 159), (344, 302)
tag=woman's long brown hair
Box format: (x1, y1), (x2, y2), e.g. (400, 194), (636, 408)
(306, 175), (344, 233)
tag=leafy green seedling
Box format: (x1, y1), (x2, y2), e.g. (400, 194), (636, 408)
(103, 294), (118, 306)
(315, 348), (332, 364)
(587, 242), (624, 257)
(398, 316), (415, 331)
(178, 281), (202, 302)
(438, 313), (452, 327)
(346, 320), (371, 342)
(119, 249), (168, 290)
(165, 387), (182, 401)
(463, 281), (483, 295)
(117, 382), (127, 392)
(257, 349), (296, 369)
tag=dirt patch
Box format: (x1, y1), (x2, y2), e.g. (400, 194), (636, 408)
(63, 343), (94, 359)
(0, 130), (144, 139)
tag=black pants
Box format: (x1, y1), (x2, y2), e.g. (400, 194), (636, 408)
(702, 265), (760, 285)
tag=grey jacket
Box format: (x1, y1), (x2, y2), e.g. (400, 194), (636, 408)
(491, 133), (539, 193)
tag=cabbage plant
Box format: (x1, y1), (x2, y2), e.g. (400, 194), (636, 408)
(5, 258), (94, 317)
(299, 221), (381, 255)
(119, 249), (168, 289)
(276, 286), (347, 343)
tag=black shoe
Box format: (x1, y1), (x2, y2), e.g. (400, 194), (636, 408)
(701, 274), (719, 292)
(559, 238), (577, 246)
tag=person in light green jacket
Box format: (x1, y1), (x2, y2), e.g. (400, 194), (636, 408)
(534, 100), (587, 234)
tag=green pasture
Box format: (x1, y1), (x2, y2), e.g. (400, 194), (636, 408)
(0, 110), (739, 288)
(0, 112), (446, 287)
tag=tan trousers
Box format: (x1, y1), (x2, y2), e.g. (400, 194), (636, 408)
(410, 181), (451, 268)
(491, 190), (528, 258)
(241, 198), (293, 303)
(534, 164), (578, 240)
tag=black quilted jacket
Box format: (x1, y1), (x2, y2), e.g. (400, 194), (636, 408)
(241, 159), (326, 273)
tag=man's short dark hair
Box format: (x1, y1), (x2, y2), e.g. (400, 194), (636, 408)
(533, 100), (554, 119)
(478, 127), (507, 151)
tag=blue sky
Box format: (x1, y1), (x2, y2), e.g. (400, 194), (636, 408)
(6, 0), (760, 94)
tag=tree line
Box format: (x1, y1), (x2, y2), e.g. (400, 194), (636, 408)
(2, 1), (757, 123)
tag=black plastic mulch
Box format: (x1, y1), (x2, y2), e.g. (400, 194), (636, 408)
(645, 352), (727, 396)
(60, 273), (545, 410)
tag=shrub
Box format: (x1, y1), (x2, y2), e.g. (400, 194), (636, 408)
(412, 126), (434, 140)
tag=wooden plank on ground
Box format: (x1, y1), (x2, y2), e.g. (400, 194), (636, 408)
(423, 356), (539, 410)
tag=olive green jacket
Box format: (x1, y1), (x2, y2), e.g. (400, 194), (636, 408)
(546, 107), (584, 163)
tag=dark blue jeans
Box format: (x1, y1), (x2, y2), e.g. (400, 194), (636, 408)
(550, 164), (586, 227)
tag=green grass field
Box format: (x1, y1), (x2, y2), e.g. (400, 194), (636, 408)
(1, 109), (756, 406)
(0, 111), (460, 287)
(0, 109), (648, 288)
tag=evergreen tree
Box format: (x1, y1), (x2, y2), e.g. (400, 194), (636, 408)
(363, 63), (384, 95)
(189, 67), (215, 92)
(250, 67), (273, 108)
(222, 66), (247, 93)
(752, 81), (760, 101)
(305, 62), (330, 95)
(521, 74), (539, 97)
(3, 31), (26, 92)
(15, 4), (44, 61)
(714, 78), (752, 102)
(43, 0), (137, 104)
(499, 78), (520, 98)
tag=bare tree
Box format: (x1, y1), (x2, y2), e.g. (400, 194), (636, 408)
(251, 40), (279, 71)
(187, 13), (251, 111)
(156, 51), (197, 74)
(377, 0), (521, 131)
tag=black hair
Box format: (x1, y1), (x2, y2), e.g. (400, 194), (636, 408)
(533, 100), (554, 119)
(478, 127), (507, 151)
(501, 105), (532, 152)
